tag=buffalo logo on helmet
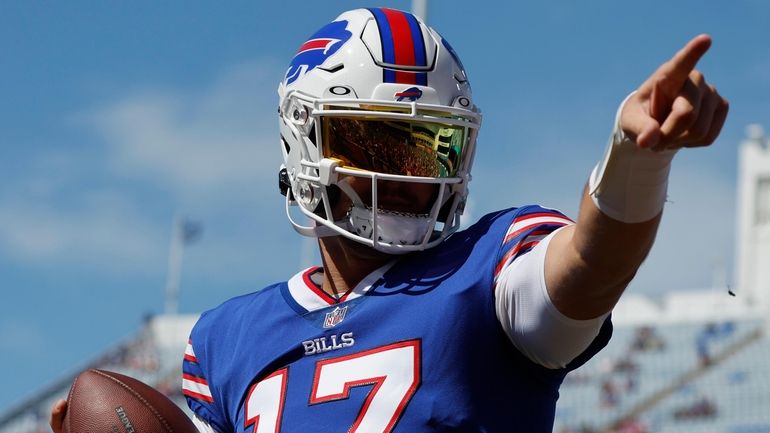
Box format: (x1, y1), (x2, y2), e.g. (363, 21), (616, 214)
(284, 20), (352, 85)
(394, 86), (423, 102)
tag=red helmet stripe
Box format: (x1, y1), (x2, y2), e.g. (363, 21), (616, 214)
(382, 8), (417, 84)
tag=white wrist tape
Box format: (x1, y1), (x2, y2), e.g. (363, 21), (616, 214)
(588, 92), (677, 223)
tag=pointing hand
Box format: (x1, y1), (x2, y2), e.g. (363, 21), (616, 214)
(620, 34), (729, 150)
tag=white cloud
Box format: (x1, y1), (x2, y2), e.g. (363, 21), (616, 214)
(0, 59), (287, 274)
(0, 188), (164, 269)
(75, 60), (283, 197)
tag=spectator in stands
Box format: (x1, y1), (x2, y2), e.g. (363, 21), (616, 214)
(631, 326), (666, 352)
(673, 396), (717, 420)
(696, 321), (735, 366)
(616, 417), (648, 433)
(601, 379), (620, 408)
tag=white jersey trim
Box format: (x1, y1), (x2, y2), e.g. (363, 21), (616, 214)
(494, 226), (609, 369)
(287, 261), (396, 313)
(193, 414), (220, 433)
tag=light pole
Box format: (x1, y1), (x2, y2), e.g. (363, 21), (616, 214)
(412, 0), (428, 22)
(163, 216), (202, 315)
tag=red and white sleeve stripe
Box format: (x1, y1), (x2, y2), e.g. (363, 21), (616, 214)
(502, 212), (574, 244)
(184, 340), (198, 363)
(183, 373), (214, 403)
(494, 212), (574, 280)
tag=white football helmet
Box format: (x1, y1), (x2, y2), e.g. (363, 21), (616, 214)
(277, 7), (481, 254)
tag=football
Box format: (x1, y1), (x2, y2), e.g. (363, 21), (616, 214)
(63, 369), (198, 433)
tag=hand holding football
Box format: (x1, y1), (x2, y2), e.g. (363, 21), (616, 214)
(61, 369), (198, 433)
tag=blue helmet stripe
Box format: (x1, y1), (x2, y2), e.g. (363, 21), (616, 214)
(405, 14), (426, 66)
(368, 8), (397, 83)
(404, 12), (428, 85)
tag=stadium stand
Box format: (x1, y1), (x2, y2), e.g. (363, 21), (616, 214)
(0, 315), (197, 433)
(554, 320), (769, 433)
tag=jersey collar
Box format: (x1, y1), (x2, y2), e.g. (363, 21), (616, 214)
(286, 261), (395, 313)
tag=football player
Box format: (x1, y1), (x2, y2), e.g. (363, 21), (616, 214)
(50, 7), (727, 433)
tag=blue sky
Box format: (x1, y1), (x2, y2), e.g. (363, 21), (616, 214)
(1, 0), (769, 414)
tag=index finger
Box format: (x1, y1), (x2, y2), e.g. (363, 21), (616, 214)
(657, 34), (712, 89)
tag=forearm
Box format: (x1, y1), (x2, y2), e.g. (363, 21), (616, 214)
(573, 184), (661, 283)
(546, 99), (674, 319)
(572, 95), (677, 287)
(545, 35), (727, 321)
(547, 189), (662, 319)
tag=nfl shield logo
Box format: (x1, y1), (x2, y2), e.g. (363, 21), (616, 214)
(323, 306), (348, 328)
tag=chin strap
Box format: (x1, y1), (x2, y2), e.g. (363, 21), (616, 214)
(345, 206), (433, 249)
(335, 179), (434, 249)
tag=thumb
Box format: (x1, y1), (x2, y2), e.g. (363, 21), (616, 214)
(621, 101), (661, 149)
(50, 399), (67, 433)
(634, 116), (661, 149)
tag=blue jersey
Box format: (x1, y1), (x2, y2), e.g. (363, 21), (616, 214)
(183, 206), (612, 433)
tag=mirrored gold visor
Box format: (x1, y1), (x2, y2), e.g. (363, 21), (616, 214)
(321, 116), (467, 178)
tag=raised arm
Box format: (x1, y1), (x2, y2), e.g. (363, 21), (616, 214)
(546, 35), (729, 320)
